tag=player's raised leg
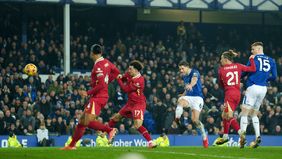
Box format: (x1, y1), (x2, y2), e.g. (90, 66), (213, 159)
(175, 97), (188, 123)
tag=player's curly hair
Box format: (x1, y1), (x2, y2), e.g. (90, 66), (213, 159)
(130, 60), (144, 72)
(222, 49), (238, 62)
(90, 44), (103, 54)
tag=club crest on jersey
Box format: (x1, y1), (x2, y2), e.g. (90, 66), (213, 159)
(104, 63), (109, 67)
(193, 72), (198, 77)
(96, 68), (103, 73)
(134, 83), (140, 87)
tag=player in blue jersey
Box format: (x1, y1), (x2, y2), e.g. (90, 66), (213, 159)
(175, 61), (208, 148)
(240, 42), (277, 148)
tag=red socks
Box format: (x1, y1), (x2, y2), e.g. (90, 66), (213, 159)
(223, 118), (240, 135)
(229, 118), (240, 132)
(88, 121), (112, 134)
(223, 119), (230, 134)
(137, 126), (152, 142)
(69, 124), (86, 147)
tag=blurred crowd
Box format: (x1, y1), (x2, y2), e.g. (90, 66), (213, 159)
(0, 16), (282, 137)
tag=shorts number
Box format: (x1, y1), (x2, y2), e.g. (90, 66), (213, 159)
(226, 71), (238, 86)
(134, 110), (141, 117)
(199, 104), (203, 109)
(134, 110), (143, 119)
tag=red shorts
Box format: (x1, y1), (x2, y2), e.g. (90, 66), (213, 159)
(224, 92), (241, 112)
(119, 102), (146, 120)
(84, 97), (108, 116)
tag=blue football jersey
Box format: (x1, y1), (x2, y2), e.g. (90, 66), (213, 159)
(183, 69), (203, 98)
(244, 54), (277, 87)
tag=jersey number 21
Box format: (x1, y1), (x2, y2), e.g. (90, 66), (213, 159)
(226, 71), (239, 86)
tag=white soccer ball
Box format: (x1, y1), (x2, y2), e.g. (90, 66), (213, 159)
(249, 141), (256, 148)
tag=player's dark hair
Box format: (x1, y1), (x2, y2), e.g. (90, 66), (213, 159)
(178, 61), (189, 67)
(130, 60), (144, 72)
(90, 44), (103, 54)
(251, 41), (263, 47)
(222, 49), (238, 62)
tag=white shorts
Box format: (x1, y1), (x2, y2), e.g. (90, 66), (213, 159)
(179, 96), (204, 112)
(242, 84), (267, 111)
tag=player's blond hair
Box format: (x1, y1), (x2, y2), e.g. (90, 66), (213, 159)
(251, 41), (263, 48)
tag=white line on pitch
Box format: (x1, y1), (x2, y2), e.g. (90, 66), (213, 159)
(108, 149), (259, 159)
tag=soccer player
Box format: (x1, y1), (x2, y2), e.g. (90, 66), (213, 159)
(108, 60), (157, 148)
(217, 50), (256, 147)
(240, 42), (277, 148)
(175, 61), (208, 148)
(61, 44), (120, 150)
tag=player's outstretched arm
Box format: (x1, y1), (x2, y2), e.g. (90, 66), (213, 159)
(240, 55), (256, 72)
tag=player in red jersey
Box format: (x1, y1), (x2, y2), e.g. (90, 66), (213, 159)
(61, 44), (120, 150)
(108, 60), (157, 148)
(216, 50), (256, 147)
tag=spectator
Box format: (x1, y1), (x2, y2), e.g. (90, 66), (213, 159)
(56, 116), (67, 135)
(151, 98), (166, 134)
(168, 121), (181, 134)
(273, 125), (282, 135)
(119, 124), (129, 134)
(177, 20), (186, 40)
(4, 110), (16, 128)
(20, 109), (35, 130)
(0, 111), (6, 135)
(37, 122), (52, 146)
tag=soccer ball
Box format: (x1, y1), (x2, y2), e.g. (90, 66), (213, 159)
(249, 141), (256, 148)
(24, 63), (38, 76)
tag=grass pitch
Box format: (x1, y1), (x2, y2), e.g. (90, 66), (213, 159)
(0, 146), (281, 159)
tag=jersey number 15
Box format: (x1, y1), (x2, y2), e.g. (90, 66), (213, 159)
(258, 57), (270, 72)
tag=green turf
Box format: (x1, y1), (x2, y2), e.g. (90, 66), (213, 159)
(0, 147), (281, 159)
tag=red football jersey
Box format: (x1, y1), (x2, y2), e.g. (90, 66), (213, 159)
(87, 57), (120, 98)
(218, 58), (256, 93)
(117, 73), (146, 105)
